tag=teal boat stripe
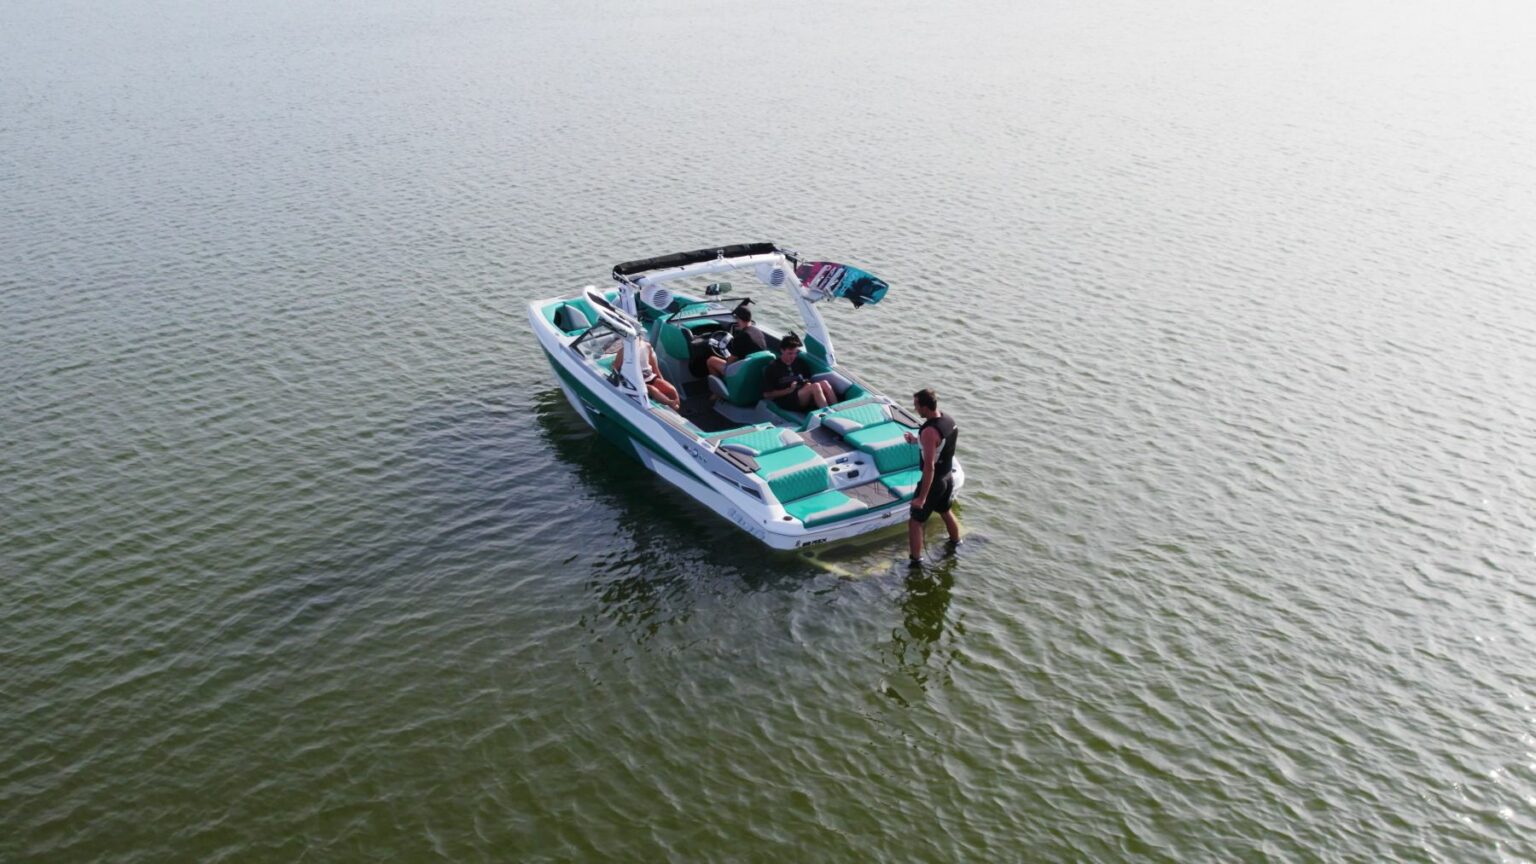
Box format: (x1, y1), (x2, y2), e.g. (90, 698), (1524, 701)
(544, 349), (712, 486)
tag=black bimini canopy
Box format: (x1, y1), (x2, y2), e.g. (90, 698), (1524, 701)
(612, 242), (782, 281)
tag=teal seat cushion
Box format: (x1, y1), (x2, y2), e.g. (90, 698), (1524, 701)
(783, 489), (868, 527)
(880, 468), (923, 500)
(844, 422), (920, 473)
(715, 425), (801, 457)
(722, 351), (775, 406)
(753, 445), (829, 503)
(819, 401), (890, 436)
(542, 291), (620, 335)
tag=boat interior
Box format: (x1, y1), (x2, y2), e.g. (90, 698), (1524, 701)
(538, 288), (930, 525)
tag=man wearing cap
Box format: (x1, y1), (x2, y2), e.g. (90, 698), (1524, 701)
(705, 304), (768, 377)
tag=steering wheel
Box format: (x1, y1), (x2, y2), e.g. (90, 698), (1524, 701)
(705, 329), (732, 359)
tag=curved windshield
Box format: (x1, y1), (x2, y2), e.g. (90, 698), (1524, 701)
(571, 322), (623, 362)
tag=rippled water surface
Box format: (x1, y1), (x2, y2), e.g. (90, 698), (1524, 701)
(4, 0), (1536, 860)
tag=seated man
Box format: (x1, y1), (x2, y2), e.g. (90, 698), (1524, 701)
(705, 304), (768, 378)
(613, 336), (682, 411)
(762, 332), (835, 412)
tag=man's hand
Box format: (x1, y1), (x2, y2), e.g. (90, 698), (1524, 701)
(903, 431), (917, 444)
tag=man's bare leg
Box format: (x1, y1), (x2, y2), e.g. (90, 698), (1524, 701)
(941, 510), (960, 544)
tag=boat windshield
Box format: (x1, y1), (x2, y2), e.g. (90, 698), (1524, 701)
(570, 322), (623, 362)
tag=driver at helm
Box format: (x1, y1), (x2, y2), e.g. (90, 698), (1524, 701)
(705, 304), (767, 377)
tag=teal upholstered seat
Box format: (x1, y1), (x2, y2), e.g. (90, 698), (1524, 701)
(542, 290), (621, 336)
(818, 400), (891, 436)
(747, 441), (874, 527)
(714, 424), (801, 457)
(720, 350), (775, 406)
(879, 468), (923, 500)
(753, 445), (829, 503)
(655, 320), (692, 361)
(783, 489), (868, 527)
(844, 422), (921, 473)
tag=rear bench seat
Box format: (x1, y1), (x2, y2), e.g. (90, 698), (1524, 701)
(710, 424), (802, 457)
(816, 400), (925, 501)
(751, 444), (867, 527)
(843, 422), (921, 473)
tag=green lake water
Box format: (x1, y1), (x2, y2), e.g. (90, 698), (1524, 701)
(3, 0), (1534, 859)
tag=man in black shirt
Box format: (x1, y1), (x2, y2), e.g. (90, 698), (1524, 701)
(906, 387), (960, 563)
(762, 333), (834, 411)
(705, 305), (768, 377)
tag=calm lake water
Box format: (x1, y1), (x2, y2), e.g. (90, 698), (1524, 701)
(4, 0), (1535, 860)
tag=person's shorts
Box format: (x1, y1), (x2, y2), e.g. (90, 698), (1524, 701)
(909, 475), (954, 523)
(774, 385), (804, 411)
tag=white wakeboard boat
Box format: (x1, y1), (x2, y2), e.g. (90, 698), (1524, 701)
(528, 242), (963, 549)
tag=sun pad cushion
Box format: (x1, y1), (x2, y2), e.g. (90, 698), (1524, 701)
(819, 401), (891, 436)
(880, 468), (923, 500)
(716, 425), (801, 457)
(753, 445), (830, 503)
(783, 489), (868, 527)
(844, 422), (921, 473)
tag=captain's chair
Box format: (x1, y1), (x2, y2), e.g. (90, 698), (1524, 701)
(707, 350), (775, 406)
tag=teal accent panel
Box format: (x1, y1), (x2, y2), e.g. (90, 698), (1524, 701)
(805, 334), (828, 361)
(543, 349), (710, 485)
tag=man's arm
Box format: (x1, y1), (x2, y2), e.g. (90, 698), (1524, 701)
(763, 364), (796, 399)
(912, 426), (940, 507)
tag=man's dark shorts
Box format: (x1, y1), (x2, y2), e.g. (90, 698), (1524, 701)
(909, 475), (954, 523)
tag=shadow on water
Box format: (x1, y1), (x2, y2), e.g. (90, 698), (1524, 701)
(529, 387), (854, 643)
(379, 387), (967, 661)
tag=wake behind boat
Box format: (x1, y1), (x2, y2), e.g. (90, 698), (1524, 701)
(528, 242), (964, 549)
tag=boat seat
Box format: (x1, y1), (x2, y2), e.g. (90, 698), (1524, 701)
(879, 468), (923, 501)
(652, 318), (693, 384)
(753, 444), (831, 503)
(751, 443), (869, 527)
(783, 488), (868, 527)
(708, 350), (775, 407)
(843, 422), (921, 473)
(552, 302), (593, 335)
(710, 424), (801, 457)
(817, 399), (893, 436)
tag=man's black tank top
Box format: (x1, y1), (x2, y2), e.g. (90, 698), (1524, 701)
(921, 413), (959, 479)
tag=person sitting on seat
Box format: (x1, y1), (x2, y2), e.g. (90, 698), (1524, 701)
(762, 332), (834, 412)
(705, 304), (768, 378)
(613, 337), (682, 411)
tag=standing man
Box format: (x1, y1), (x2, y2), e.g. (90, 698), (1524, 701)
(706, 304), (768, 377)
(905, 388), (960, 563)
